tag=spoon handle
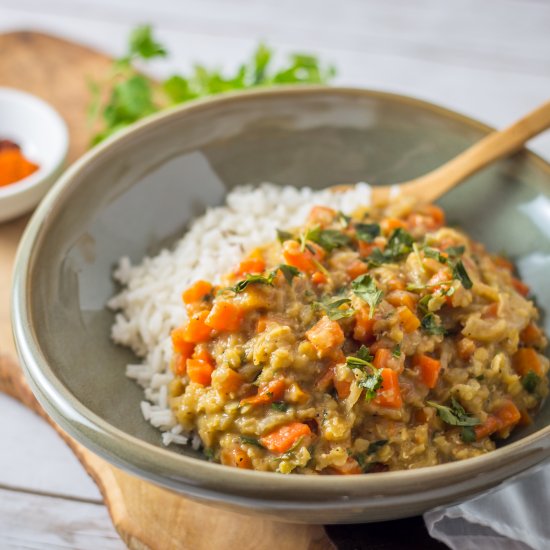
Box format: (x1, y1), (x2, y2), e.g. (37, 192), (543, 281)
(400, 100), (550, 202)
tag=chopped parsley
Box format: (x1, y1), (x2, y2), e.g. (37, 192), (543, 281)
(314, 297), (356, 321)
(276, 228), (293, 242)
(346, 345), (374, 368)
(392, 344), (401, 358)
(306, 227), (351, 252)
(367, 439), (388, 454)
(271, 401), (289, 412)
(346, 346), (382, 401)
(421, 312), (446, 335)
(445, 245), (465, 257)
(231, 263), (299, 292)
(240, 435), (263, 447)
(452, 259), (473, 289)
(427, 398), (481, 427)
(355, 223), (380, 243)
(460, 426), (477, 443)
(336, 211), (352, 228)
(277, 263), (300, 284)
(351, 274), (383, 318)
(365, 227), (414, 265)
(424, 247), (447, 263)
(522, 371), (540, 393)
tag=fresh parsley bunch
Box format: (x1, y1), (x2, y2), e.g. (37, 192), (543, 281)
(88, 25), (336, 145)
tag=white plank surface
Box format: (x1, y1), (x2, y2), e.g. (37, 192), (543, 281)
(0, 0), (549, 547)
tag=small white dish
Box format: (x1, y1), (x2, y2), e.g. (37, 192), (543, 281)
(0, 87), (68, 223)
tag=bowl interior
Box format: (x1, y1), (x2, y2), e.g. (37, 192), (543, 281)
(23, 88), (550, 460)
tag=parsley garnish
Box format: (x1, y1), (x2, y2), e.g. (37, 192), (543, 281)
(305, 227), (351, 252)
(522, 371), (540, 393)
(461, 426), (477, 443)
(365, 228), (414, 265)
(427, 398), (480, 427)
(351, 274), (383, 318)
(421, 312), (446, 335)
(271, 401), (289, 412)
(345, 346), (382, 401)
(355, 223), (380, 243)
(231, 264), (299, 292)
(452, 260), (473, 289)
(346, 345), (374, 368)
(336, 211), (352, 228)
(392, 344), (401, 358)
(240, 436), (263, 447)
(314, 297), (356, 321)
(276, 229), (293, 242)
(445, 246), (465, 257)
(277, 263), (300, 284)
(424, 247), (447, 263)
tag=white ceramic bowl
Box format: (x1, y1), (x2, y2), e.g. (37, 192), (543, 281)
(0, 88), (68, 223)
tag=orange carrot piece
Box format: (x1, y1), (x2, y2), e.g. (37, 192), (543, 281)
(373, 348), (391, 370)
(308, 205), (336, 226)
(311, 271), (328, 285)
(481, 302), (499, 318)
(235, 257), (266, 276)
(220, 447), (252, 469)
(205, 301), (244, 332)
(387, 278), (406, 291)
(512, 348), (542, 376)
(171, 327), (196, 356)
(353, 306), (376, 343)
(381, 218), (407, 234)
(255, 316), (268, 333)
(316, 366), (335, 392)
(260, 422), (312, 453)
(182, 280), (213, 305)
(475, 415), (501, 440)
(493, 255), (514, 272)
(358, 241), (380, 258)
(183, 310), (213, 343)
(346, 259), (369, 280)
(186, 358), (215, 385)
(171, 354), (187, 376)
(520, 323), (542, 346)
(511, 277), (530, 297)
(427, 268), (453, 294)
(282, 240), (325, 273)
(420, 204), (445, 229)
(398, 307), (421, 333)
(475, 401), (521, 440)
(239, 378), (286, 407)
(306, 316), (345, 357)
(334, 377), (352, 399)
(386, 290), (417, 312)
(374, 368), (402, 408)
(412, 354), (441, 389)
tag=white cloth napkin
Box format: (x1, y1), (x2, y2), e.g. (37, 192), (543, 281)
(424, 460), (550, 550)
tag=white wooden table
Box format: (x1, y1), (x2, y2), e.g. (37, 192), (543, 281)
(1, 0), (550, 547)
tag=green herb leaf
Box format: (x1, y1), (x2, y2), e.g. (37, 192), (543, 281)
(203, 448), (215, 460)
(355, 223), (380, 243)
(417, 295), (431, 316)
(127, 24), (168, 60)
(367, 439), (388, 454)
(522, 371), (541, 393)
(315, 298), (355, 321)
(276, 229), (294, 243)
(271, 401), (289, 412)
(461, 426), (477, 443)
(386, 228), (414, 260)
(421, 313), (446, 335)
(452, 260), (473, 289)
(346, 345), (374, 369)
(392, 344), (401, 358)
(427, 398), (481, 427)
(276, 264), (301, 284)
(308, 228), (351, 252)
(358, 370), (383, 401)
(240, 436), (264, 447)
(424, 247), (447, 263)
(446, 246), (465, 258)
(336, 211), (351, 228)
(232, 273), (273, 293)
(352, 274), (383, 318)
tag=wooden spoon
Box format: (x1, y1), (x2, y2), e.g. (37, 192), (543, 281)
(371, 99), (550, 203)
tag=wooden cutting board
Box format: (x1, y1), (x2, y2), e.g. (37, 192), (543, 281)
(0, 31), (445, 550)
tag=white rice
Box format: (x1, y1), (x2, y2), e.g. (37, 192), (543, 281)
(109, 182), (373, 445)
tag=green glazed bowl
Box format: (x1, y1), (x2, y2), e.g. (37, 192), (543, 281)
(12, 87), (550, 524)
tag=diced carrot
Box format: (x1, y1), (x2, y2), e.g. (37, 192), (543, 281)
(512, 348), (542, 376)
(216, 368), (245, 395)
(239, 378), (286, 407)
(306, 316), (345, 357)
(192, 344), (212, 363)
(308, 205), (336, 226)
(235, 257), (266, 276)
(353, 306), (376, 343)
(282, 240), (325, 273)
(475, 401), (521, 440)
(182, 280), (213, 305)
(373, 348), (391, 370)
(334, 377), (352, 399)
(220, 447), (252, 469)
(205, 301), (244, 332)
(481, 302), (499, 318)
(386, 290), (417, 311)
(311, 271), (328, 285)
(412, 354), (441, 389)
(381, 218), (407, 234)
(374, 368), (402, 408)
(346, 259), (369, 280)
(260, 422), (312, 453)
(520, 323), (542, 346)
(183, 310), (213, 343)
(387, 278), (406, 291)
(493, 255), (514, 272)
(186, 358), (215, 385)
(512, 277), (530, 297)
(420, 204), (445, 230)
(358, 241), (380, 258)
(171, 327), (196, 356)
(171, 354), (187, 376)
(316, 366), (335, 392)
(398, 307), (420, 333)
(329, 457), (363, 475)
(427, 268), (453, 294)
(256, 316), (268, 333)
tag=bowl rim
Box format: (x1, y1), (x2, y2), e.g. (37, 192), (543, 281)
(0, 86), (68, 199)
(12, 85), (550, 499)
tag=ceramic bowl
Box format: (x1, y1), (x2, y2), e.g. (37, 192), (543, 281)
(12, 87), (550, 524)
(0, 87), (68, 223)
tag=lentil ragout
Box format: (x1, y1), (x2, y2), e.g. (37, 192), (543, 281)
(169, 200), (548, 474)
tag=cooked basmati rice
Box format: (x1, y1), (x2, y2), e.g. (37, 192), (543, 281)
(109, 183), (373, 445)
